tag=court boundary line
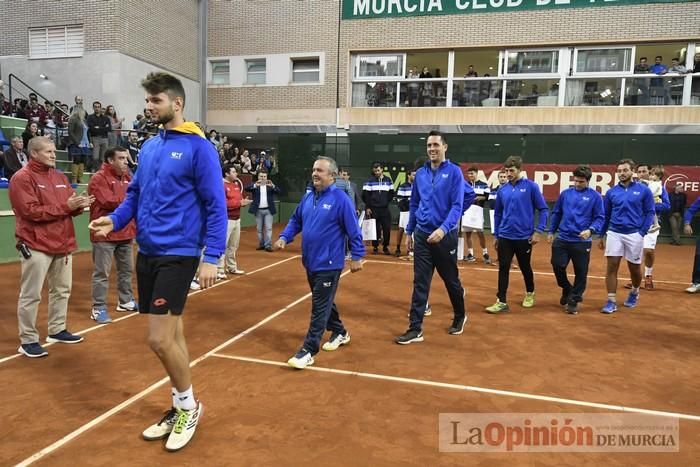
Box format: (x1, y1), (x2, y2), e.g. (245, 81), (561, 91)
(0, 255), (300, 365)
(364, 259), (691, 286)
(210, 353), (700, 422)
(15, 263), (355, 467)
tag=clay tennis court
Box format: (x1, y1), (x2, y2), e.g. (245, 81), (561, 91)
(0, 225), (698, 466)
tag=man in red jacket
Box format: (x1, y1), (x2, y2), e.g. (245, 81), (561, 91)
(9, 136), (94, 358)
(218, 164), (251, 277)
(88, 147), (138, 323)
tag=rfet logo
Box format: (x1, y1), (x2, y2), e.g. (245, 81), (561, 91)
(665, 173), (699, 193)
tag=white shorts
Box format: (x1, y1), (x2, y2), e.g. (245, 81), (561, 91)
(605, 231), (644, 264)
(461, 205), (484, 231)
(643, 230), (659, 249)
(398, 211), (410, 230)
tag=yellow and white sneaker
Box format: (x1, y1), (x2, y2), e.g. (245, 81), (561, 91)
(142, 407), (178, 441)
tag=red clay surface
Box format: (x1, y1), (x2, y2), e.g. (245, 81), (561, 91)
(0, 225), (698, 466)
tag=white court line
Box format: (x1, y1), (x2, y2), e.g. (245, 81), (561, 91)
(0, 255), (300, 365)
(211, 354), (700, 422)
(364, 259), (690, 286)
(15, 262), (352, 467)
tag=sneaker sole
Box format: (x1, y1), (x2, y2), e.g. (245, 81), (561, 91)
(448, 318), (467, 335)
(395, 335), (424, 345)
(287, 357), (315, 369)
(17, 346), (48, 358)
(116, 306), (136, 312)
(91, 315), (113, 323)
(46, 336), (84, 344)
(143, 427), (173, 441)
(485, 307), (509, 314)
(600, 308), (618, 314)
(165, 403), (204, 452)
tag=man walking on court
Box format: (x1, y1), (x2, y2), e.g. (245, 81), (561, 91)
(275, 156), (364, 369)
(486, 156), (548, 313)
(88, 146), (138, 324)
(396, 131), (466, 345)
(547, 165), (605, 314)
(89, 72), (227, 451)
(599, 159), (655, 313)
(683, 196), (700, 293)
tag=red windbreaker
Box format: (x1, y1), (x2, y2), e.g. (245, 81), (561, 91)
(224, 178), (244, 220)
(88, 162), (137, 242)
(9, 159), (83, 255)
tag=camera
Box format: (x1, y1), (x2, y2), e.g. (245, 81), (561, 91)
(16, 242), (31, 260)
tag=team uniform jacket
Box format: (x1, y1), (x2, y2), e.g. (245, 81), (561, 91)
(407, 159), (465, 235)
(467, 179), (490, 207)
(601, 181), (655, 236)
(493, 178), (549, 240)
(549, 187), (605, 243)
(396, 181), (412, 212)
(109, 122), (227, 265)
(362, 174), (394, 209)
(88, 162), (136, 243)
(9, 159), (83, 255)
(280, 184), (365, 272)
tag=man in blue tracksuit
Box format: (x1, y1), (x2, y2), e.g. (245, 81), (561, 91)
(89, 72), (226, 451)
(547, 165), (605, 314)
(276, 156), (365, 369)
(598, 159), (655, 313)
(683, 197), (700, 293)
(395, 131), (466, 345)
(486, 155), (549, 313)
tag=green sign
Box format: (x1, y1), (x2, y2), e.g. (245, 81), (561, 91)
(342, 0), (699, 20)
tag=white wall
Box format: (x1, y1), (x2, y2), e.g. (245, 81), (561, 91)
(0, 51), (201, 124)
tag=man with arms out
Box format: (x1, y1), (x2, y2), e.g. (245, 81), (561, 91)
(462, 165), (491, 264)
(276, 156), (364, 369)
(396, 131), (466, 344)
(89, 72), (226, 451)
(394, 168), (416, 257)
(88, 147), (138, 324)
(623, 163), (669, 290)
(363, 162), (395, 255)
(246, 170), (280, 252)
(599, 159), (655, 313)
(219, 164), (251, 276)
(10, 136), (93, 357)
(486, 156), (548, 313)
(683, 197), (700, 293)
(547, 165), (605, 314)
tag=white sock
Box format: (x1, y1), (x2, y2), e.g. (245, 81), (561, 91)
(632, 286), (640, 294)
(645, 267), (653, 276)
(176, 385), (196, 410)
(482, 248), (488, 255)
(607, 293), (616, 302)
(468, 248), (474, 255)
(171, 387), (178, 409)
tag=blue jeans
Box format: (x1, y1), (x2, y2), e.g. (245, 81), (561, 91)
(255, 209), (273, 248)
(409, 229), (465, 332)
(301, 270), (345, 355)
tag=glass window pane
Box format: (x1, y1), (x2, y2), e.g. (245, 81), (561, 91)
(247, 60), (266, 73)
(356, 55), (403, 78)
(576, 49), (632, 72)
(247, 72), (266, 85)
(623, 76), (682, 106)
(691, 77), (700, 105)
(396, 81), (447, 108)
(293, 71), (319, 83)
(505, 79), (560, 107)
(507, 51), (558, 74)
(565, 78), (621, 106)
(351, 82), (397, 107)
(451, 79), (503, 107)
(293, 59), (319, 72)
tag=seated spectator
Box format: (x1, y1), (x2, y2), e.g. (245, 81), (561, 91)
(3, 136), (29, 180)
(22, 121), (41, 148)
(26, 97), (48, 128)
(0, 91), (12, 115)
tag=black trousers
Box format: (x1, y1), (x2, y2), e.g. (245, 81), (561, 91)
(496, 238), (534, 303)
(550, 239), (591, 304)
(409, 229), (465, 331)
(301, 269), (345, 355)
(693, 238), (700, 284)
(371, 207), (391, 250)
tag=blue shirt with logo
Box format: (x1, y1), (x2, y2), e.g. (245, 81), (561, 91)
(493, 178), (549, 240)
(549, 186), (605, 243)
(407, 160), (464, 235)
(601, 181), (655, 236)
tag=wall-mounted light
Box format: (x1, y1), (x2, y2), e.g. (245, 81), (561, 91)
(39, 74), (49, 80)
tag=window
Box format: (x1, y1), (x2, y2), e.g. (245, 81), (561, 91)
(292, 58), (320, 83)
(355, 54), (404, 79)
(246, 59), (266, 84)
(210, 60), (230, 85)
(506, 50), (558, 74)
(29, 25), (84, 59)
(575, 48), (632, 73)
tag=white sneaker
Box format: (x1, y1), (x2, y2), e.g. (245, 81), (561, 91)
(189, 280), (201, 291)
(165, 402), (203, 452)
(322, 332), (351, 351)
(216, 272), (227, 281)
(287, 349), (314, 369)
(142, 407), (178, 441)
(116, 300), (138, 312)
(232, 269), (245, 275)
(686, 283), (700, 294)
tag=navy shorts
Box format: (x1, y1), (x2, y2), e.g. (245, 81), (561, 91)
(136, 254), (199, 315)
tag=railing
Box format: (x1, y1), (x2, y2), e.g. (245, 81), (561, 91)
(350, 73), (700, 108)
